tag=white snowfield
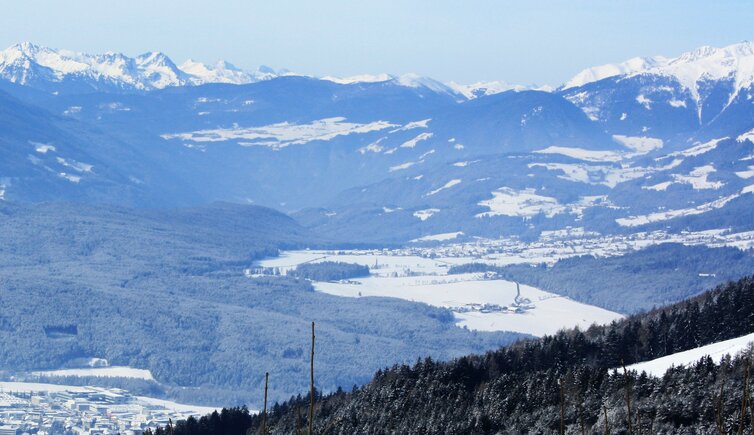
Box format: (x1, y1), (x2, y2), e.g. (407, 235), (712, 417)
(0, 382), (219, 415)
(162, 117), (397, 149)
(616, 185), (754, 227)
(31, 366), (155, 381)
(256, 251), (623, 337)
(475, 188), (614, 219)
(564, 41), (754, 103)
(625, 332), (754, 377)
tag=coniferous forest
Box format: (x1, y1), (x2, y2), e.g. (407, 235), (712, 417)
(152, 275), (754, 434)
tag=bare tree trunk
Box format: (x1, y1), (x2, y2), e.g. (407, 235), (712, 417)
(717, 379), (726, 435)
(309, 321), (316, 435)
(296, 406), (302, 435)
(559, 378), (565, 435)
(740, 359), (750, 435)
(262, 372), (269, 435)
(623, 361), (633, 435)
(603, 406), (610, 435)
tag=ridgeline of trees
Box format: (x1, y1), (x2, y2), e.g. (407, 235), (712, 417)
(287, 261), (370, 282)
(162, 275), (754, 434)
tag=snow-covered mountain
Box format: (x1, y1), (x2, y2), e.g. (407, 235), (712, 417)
(0, 42), (532, 98)
(558, 41), (754, 140)
(1, 40), (753, 245)
(563, 41), (754, 98)
(0, 42), (280, 92)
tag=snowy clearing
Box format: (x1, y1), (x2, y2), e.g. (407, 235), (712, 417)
(625, 332), (754, 377)
(410, 232), (464, 243)
(256, 251), (623, 336)
(476, 187), (565, 218)
(616, 191), (744, 227)
(426, 179), (461, 196)
(534, 146), (623, 162)
(400, 132), (433, 148)
(161, 117), (396, 149)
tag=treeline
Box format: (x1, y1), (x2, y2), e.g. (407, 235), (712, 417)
(287, 261), (370, 282)
(163, 275), (754, 433)
(450, 243), (754, 313)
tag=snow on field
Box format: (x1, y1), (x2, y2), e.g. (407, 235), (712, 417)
(391, 119), (431, 132)
(161, 117), (396, 149)
(616, 192), (742, 227)
(672, 165), (723, 189)
(413, 208), (440, 221)
(256, 252), (623, 336)
(626, 332), (754, 377)
(477, 187), (565, 218)
(410, 232), (464, 243)
(136, 396), (220, 415)
(31, 366), (155, 380)
(453, 160), (479, 167)
(661, 138), (726, 159)
(534, 146), (623, 162)
(400, 132), (433, 148)
(643, 181), (672, 191)
(56, 157), (94, 173)
(257, 250), (472, 277)
(31, 142), (56, 154)
(738, 128), (754, 143)
(529, 163), (592, 183)
(0, 382), (219, 415)
(390, 161), (419, 172)
(530, 158), (683, 188)
(426, 179), (461, 196)
(313, 273), (622, 336)
(58, 172), (81, 183)
(736, 166), (754, 179)
(613, 135), (664, 153)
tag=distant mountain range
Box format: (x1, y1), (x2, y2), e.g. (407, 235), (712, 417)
(1, 41), (753, 243)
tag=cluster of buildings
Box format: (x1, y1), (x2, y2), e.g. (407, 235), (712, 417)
(0, 387), (209, 435)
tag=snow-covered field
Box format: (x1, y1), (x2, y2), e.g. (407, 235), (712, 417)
(626, 332), (754, 377)
(256, 251), (623, 336)
(162, 117), (397, 149)
(31, 366), (155, 380)
(0, 381), (219, 415)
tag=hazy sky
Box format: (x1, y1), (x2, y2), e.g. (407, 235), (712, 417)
(2, 0), (753, 86)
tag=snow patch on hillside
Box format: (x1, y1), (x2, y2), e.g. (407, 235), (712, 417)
(736, 166), (754, 179)
(535, 146), (623, 162)
(616, 191), (745, 227)
(413, 209), (440, 221)
(410, 232), (464, 243)
(672, 165), (723, 189)
(400, 132), (433, 148)
(426, 179), (461, 196)
(477, 188), (565, 218)
(612, 135), (664, 153)
(162, 117), (397, 149)
(661, 138), (727, 159)
(626, 332), (754, 377)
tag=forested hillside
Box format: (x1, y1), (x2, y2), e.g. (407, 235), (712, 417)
(162, 275), (754, 434)
(0, 202), (521, 406)
(450, 243), (754, 313)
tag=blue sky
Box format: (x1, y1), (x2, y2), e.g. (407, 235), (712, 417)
(2, 0), (753, 85)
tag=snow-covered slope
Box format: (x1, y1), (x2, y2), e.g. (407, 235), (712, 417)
(0, 42), (279, 92)
(626, 332), (754, 377)
(563, 41), (754, 99)
(563, 56), (670, 89)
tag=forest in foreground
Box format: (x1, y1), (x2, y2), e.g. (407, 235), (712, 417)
(148, 275), (754, 434)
